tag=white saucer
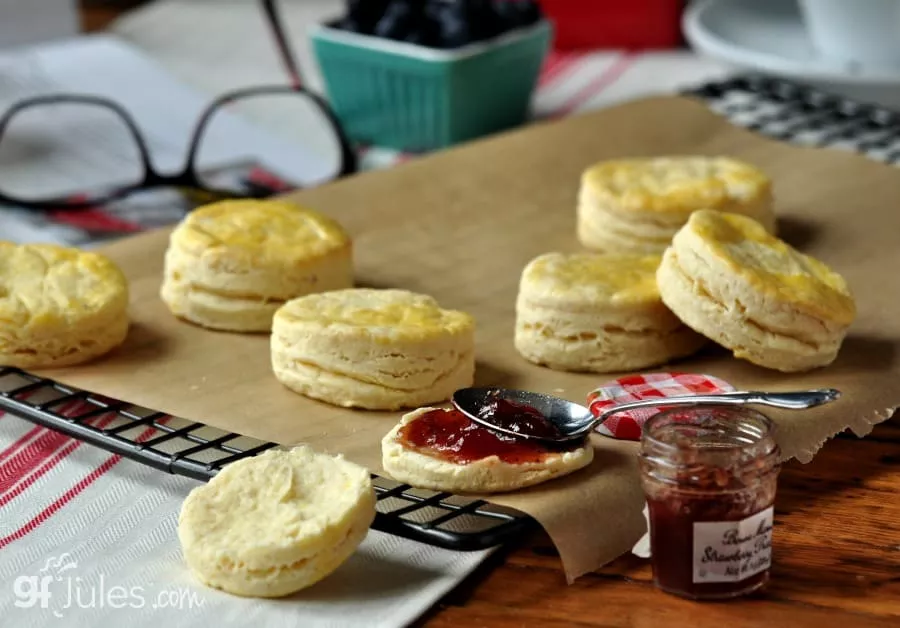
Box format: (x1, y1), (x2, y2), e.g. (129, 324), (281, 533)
(684, 0), (900, 108)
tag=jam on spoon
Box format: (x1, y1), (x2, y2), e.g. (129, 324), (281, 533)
(475, 397), (565, 440)
(399, 404), (576, 465)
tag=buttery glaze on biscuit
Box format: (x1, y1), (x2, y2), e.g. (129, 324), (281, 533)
(0, 242), (129, 368)
(523, 252), (662, 305)
(171, 199), (349, 263)
(690, 210), (855, 325)
(276, 289), (474, 337)
(581, 156), (772, 215)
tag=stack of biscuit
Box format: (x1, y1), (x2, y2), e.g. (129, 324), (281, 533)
(514, 154), (855, 374)
(0, 242), (130, 369)
(161, 199), (353, 332)
(577, 156), (775, 254)
(271, 288), (475, 410)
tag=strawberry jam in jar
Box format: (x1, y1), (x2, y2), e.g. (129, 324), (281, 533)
(638, 406), (780, 600)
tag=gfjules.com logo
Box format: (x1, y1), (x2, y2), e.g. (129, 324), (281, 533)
(12, 553), (204, 618)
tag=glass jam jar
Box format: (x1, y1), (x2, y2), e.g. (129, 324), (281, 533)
(638, 405), (781, 600)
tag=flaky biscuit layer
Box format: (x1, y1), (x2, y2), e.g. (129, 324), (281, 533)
(514, 252), (705, 373)
(272, 289), (475, 409)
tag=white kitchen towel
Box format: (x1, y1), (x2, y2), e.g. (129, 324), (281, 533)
(0, 409), (493, 627)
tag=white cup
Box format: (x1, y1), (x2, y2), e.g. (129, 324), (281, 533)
(798, 0), (900, 67)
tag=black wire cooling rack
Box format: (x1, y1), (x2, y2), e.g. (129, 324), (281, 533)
(0, 367), (530, 550)
(1, 75), (895, 551)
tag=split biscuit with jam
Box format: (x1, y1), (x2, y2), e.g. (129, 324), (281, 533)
(161, 199), (353, 332)
(657, 209), (856, 372)
(577, 156), (775, 254)
(514, 252), (706, 373)
(381, 405), (593, 493)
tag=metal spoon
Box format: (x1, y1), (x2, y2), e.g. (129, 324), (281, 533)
(451, 386), (842, 445)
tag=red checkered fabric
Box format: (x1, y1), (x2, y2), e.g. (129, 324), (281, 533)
(587, 372), (736, 441)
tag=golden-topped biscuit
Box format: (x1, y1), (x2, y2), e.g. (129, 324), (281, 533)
(657, 210), (856, 372)
(161, 199), (353, 332)
(271, 289), (475, 410)
(688, 210), (855, 326)
(582, 156), (771, 215)
(515, 252), (705, 373)
(0, 242), (129, 368)
(171, 199), (350, 264)
(522, 252), (662, 306)
(275, 288), (473, 338)
(577, 156), (775, 255)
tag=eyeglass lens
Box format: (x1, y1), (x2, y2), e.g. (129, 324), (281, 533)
(0, 101), (145, 204)
(193, 90), (346, 194)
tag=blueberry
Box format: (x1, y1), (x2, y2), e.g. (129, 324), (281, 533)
(345, 0), (391, 34)
(373, 0), (424, 40)
(467, 0), (504, 40)
(427, 0), (482, 48)
(493, 0), (542, 31)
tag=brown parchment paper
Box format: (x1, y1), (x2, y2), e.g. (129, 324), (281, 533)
(36, 96), (900, 582)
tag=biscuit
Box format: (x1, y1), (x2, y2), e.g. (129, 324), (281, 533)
(382, 407), (594, 493)
(178, 446), (376, 598)
(0, 242), (129, 368)
(161, 199), (353, 332)
(657, 210), (856, 372)
(514, 252), (706, 373)
(271, 289), (475, 410)
(577, 156), (775, 254)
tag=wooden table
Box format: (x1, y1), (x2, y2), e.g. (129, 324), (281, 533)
(77, 4), (900, 626)
(425, 420), (900, 628)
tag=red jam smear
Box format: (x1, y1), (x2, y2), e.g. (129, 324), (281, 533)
(399, 407), (576, 465)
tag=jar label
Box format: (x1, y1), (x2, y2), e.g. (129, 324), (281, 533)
(692, 507), (774, 583)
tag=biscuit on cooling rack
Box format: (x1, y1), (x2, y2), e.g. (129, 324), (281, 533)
(161, 199), (353, 332)
(0, 242), (129, 368)
(514, 252), (705, 372)
(577, 156), (775, 254)
(271, 288), (475, 410)
(657, 210), (856, 372)
(178, 446), (375, 598)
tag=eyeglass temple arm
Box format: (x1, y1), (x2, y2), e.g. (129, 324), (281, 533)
(261, 0), (304, 88)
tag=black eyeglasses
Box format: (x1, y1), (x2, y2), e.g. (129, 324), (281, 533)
(0, 0), (357, 212)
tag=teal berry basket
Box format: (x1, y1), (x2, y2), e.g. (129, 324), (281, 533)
(309, 20), (552, 151)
